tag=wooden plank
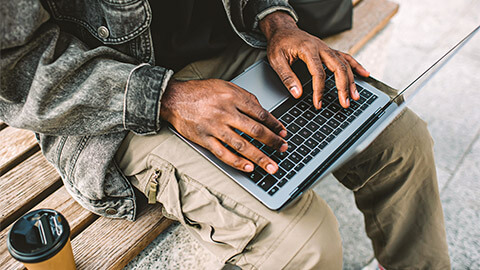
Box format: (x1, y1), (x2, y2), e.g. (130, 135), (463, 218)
(324, 0), (399, 55)
(0, 152), (62, 231)
(0, 187), (98, 270)
(0, 127), (39, 176)
(72, 204), (174, 270)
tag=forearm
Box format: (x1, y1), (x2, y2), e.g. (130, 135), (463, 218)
(259, 11), (298, 41)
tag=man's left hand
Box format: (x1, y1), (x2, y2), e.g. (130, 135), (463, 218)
(259, 11), (370, 109)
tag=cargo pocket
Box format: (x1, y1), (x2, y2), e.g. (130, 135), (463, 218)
(145, 154), (269, 262)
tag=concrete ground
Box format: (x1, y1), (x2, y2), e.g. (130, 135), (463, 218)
(125, 0), (480, 269)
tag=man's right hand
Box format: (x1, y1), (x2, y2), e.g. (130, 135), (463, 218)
(160, 79), (288, 174)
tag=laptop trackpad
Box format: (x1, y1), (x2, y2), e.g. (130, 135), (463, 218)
(231, 61), (291, 111)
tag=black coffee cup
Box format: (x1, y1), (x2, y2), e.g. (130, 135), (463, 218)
(7, 209), (76, 270)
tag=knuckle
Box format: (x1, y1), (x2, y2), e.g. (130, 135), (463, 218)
(257, 109), (269, 122)
(232, 139), (246, 152)
(256, 155), (268, 166)
(233, 158), (243, 168)
(337, 63), (348, 74)
(250, 124), (264, 137)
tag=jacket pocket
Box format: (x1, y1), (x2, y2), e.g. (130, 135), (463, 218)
(45, 0), (151, 44)
(145, 154), (269, 262)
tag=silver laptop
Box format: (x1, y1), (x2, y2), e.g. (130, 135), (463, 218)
(172, 26), (479, 210)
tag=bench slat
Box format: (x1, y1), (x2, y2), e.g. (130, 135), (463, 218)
(0, 152), (62, 231)
(72, 204), (174, 270)
(0, 187), (98, 270)
(324, 0), (399, 55)
(0, 127), (39, 176)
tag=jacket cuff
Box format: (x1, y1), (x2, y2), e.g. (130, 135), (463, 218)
(244, 0), (298, 31)
(123, 64), (173, 135)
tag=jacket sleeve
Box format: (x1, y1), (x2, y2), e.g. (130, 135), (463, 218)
(0, 0), (173, 136)
(243, 0), (299, 31)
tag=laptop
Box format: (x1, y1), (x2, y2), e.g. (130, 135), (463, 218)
(172, 26), (479, 210)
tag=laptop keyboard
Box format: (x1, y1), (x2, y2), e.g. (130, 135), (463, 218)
(233, 70), (378, 196)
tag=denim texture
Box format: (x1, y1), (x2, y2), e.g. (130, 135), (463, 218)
(0, 0), (297, 220)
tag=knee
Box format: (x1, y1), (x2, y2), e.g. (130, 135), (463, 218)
(284, 193), (343, 270)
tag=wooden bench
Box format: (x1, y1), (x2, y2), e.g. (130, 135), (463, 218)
(0, 0), (398, 268)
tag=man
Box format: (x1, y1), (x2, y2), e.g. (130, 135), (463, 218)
(1, 0), (450, 269)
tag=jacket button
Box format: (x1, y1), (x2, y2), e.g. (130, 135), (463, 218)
(97, 26), (110, 39)
(105, 208), (117, 215)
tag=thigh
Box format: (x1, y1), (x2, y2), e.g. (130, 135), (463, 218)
(117, 127), (342, 269)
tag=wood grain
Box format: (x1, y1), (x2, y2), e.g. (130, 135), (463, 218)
(72, 204), (174, 270)
(324, 0), (399, 55)
(0, 152), (62, 231)
(0, 127), (39, 176)
(0, 187), (98, 270)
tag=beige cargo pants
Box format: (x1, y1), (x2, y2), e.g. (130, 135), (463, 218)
(115, 40), (451, 269)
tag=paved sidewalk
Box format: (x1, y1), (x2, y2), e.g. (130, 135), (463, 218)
(125, 0), (480, 269)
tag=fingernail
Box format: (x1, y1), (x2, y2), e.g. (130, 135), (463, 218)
(345, 98), (350, 107)
(354, 90), (360, 99)
(317, 101), (322, 109)
(244, 164), (253, 172)
(290, 86), (300, 97)
(266, 164), (276, 174)
(279, 130), (287, 138)
(280, 143), (288, 152)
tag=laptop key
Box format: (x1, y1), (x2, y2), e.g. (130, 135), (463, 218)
(297, 145), (309, 156)
(366, 95), (378, 104)
(307, 122), (320, 131)
(333, 128), (342, 136)
(274, 168), (287, 179)
(360, 104), (369, 110)
(280, 113), (294, 124)
(326, 135), (336, 142)
(298, 101), (309, 111)
(311, 148), (321, 156)
(258, 175), (276, 191)
(320, 109), (334, 119)
(303, 111), (315, 120)
(347, 116), (356, 123)
(327, 119), (340, 128)
(328, 103), (341, 112)
(334, 113), (347, 122)
(340, 121), (349, 129)
(289, 107), (301, 117)
(280, 160), (295, 171)
(268, 186), (280, 195)
(320, 125), (333, 135)
(313, 115), (327, 125)
(247, 171), (262, 183)
(319, 141), (328, 149)
(286, 170), (296, 179)
(291, 135), (304, 145)
(305, 138), (318, 149)
(360, 90), (372, 98)
(313, 132), (326, 142)
(303, 155), (313, 164)
(295, 116), (308, 126)
(289, 152), (302, 163)
(299, 128), (312, 139)
(287, 123), (301, 133)
(294, 162), (306, 172)
(278, 178), (288, 187)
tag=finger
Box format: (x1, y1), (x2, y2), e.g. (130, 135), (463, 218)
(232, 84), (287, 138)
(206, 137), (255, 172)
(298, 52), (326, 109)
(320, 49), (351, 108)
(339, 52), (370, 77)
(233, 113), (288, 152)
(336, 52), (359, 101)
(218, 131), (279, 174)
(268, 51), (303, 99)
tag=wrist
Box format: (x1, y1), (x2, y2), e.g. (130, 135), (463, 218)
(259, 11), (297, 41)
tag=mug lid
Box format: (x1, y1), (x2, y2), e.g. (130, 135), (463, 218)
(7, 209), (70, 263)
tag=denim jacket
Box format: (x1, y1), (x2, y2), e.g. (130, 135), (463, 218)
(0, 0), (297, 220)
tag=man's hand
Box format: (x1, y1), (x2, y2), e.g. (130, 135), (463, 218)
(160, 79), (288, 174)
(259, 11), (370, 109)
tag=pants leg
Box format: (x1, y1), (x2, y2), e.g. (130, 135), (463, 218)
(115, 40), (343, 269)
(333, 109), (451, 269)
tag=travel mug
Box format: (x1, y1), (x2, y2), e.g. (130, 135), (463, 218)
(7, 209), (76, 270)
